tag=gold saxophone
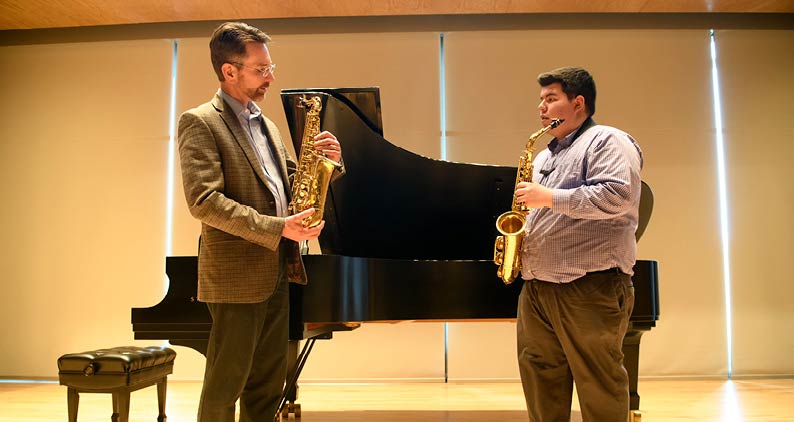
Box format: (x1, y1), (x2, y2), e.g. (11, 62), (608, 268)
(288, 95), (342, 228)
(494, 118), (563, 284)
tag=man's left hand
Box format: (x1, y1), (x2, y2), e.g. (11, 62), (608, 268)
(313, 131), (342, 163)
(515, 182), (554, 208)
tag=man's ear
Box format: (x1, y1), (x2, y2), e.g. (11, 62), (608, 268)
(221, 63), (236, 81)
(575, 95), (586, 111)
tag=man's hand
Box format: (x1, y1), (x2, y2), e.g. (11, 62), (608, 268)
(282, 208), (325, 241)
(515, 182), (554, 208)
(313, 131), (342, 163)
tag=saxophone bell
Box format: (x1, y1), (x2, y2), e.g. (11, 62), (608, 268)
(494, 210), (526, 284)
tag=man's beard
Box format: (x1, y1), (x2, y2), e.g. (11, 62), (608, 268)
(246, 85), (268, 102)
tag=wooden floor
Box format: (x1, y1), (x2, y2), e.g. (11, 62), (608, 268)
(1, 378), (793, 421)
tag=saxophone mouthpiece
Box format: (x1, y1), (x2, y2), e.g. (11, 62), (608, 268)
(550, 118), (564, 128)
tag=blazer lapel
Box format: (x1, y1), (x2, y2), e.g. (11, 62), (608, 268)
(211, 93), (271, 189)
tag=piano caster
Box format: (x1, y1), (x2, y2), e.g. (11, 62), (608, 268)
(630, 410), (642, 422)
(279, 403), (301, 420)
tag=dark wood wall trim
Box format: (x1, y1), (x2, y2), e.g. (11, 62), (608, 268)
(2, 13), (793, 46)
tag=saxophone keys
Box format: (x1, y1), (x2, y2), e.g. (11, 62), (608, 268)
(494, 236), (505, 265)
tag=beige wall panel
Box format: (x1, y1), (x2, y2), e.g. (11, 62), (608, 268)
(0, 39), (173, 376)
(263, 33), (442, 159)
(447, 322), (518, 381)
(716, 30), (794, 376)
(299, 323), (445, 381)
(443, 29), (725, 377)
(170, 32), (445, 380)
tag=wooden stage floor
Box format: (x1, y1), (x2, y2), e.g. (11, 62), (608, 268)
(1, 378), (793, 421)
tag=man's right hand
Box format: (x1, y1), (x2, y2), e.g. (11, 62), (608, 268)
(282, 208), (324, 241)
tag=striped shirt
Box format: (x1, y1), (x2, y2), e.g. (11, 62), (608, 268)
(520, 118), (643, 283)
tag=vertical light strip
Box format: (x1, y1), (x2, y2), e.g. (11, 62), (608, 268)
(444, 322), (449, 383)
(439, 32), (449, 382)
(165, 40), (178, 266)
(709, 29), (733, 378)
(439, 32), (448, 161)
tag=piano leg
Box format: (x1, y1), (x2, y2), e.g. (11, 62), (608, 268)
(277, 338), (322, 420)
(280, 340), (303, 420)
(622, 329), (646, 415)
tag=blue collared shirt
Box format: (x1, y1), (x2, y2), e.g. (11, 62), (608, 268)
(220, 89), (288, 217)
(520, 119), (644, 283)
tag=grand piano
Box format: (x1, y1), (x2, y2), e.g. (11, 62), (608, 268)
(132, 87), (659, 420)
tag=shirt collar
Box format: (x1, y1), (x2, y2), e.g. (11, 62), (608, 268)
(547, 117), (595, 154)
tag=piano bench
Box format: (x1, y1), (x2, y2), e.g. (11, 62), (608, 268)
(57, 346), (176, 422)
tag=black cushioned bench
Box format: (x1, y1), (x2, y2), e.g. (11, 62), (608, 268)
(57, 346), (176, 422)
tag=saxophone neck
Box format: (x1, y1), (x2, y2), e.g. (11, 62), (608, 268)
(526, 118), (564, 148)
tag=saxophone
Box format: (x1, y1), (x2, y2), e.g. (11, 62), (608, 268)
(288, 95), (342, 228)
(494, 118), (563, 284)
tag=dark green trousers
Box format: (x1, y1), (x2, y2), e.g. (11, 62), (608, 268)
(198, 274), (289, 422)
(517, 270), (634, 422)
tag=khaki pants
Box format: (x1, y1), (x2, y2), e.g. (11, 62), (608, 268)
(517, 270), (634, 422)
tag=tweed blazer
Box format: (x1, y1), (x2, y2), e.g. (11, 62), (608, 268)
(178, 91), (307, 304)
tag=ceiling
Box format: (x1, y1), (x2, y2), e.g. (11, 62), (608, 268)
(1, 0), (793, 31)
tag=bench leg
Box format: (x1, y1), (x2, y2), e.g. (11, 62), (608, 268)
(111, 390), (131, 422)
(157, 377), (168, 422)
(66, 387), (79, 422)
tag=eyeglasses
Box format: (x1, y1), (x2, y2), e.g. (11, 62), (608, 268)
(231, 62), (276, 77)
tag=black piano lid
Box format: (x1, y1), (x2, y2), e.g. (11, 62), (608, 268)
(281, 87), (517, 262)
(282, 87), (384, 140)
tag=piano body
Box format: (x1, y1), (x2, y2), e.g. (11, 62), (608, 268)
(132, 87), (659, 416)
